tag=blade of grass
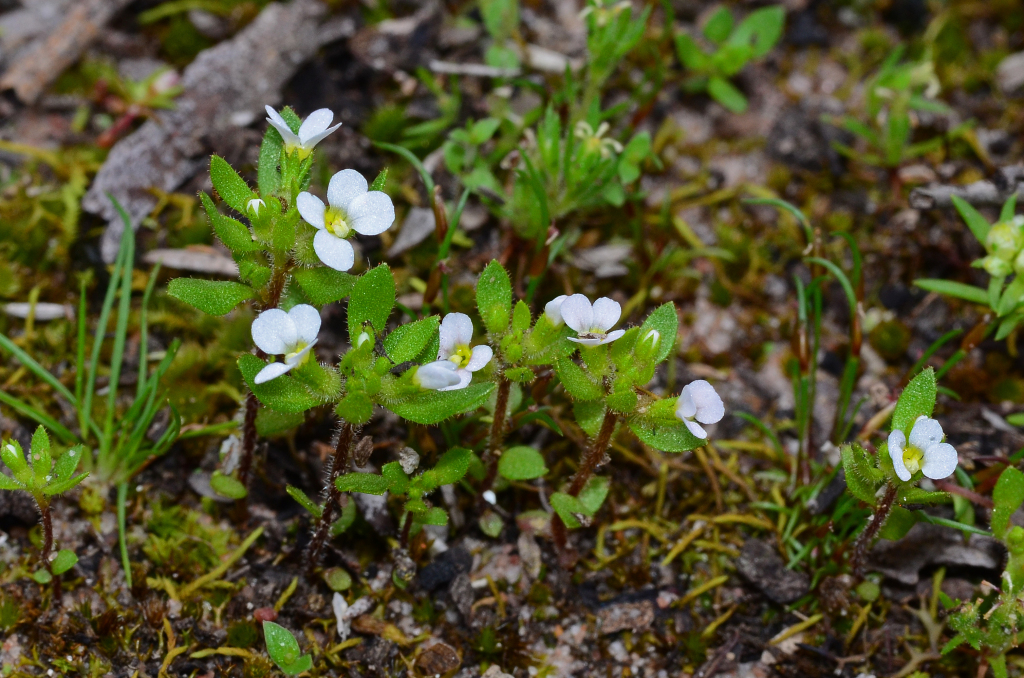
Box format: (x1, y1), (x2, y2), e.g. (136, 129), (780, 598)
(0, 333), (77, 406)
(137, 262), (161, 398)
(103, 218), (135, 457)
(0, 391), (77, 442)
(75, 277), (87, 413)
(117, 482), (132, 587)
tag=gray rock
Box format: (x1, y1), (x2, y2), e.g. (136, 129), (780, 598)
(736, 538), (810, 604)
(997, 52), (1024, 94)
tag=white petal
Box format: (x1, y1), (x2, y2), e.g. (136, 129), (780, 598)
(327, 169), (368, 211)
(567, 336), (604, 346)
(297, 192), (326, 230)
(265, 105), (300, 146)
(676, 388), (696, 420)
(254, 361), (293, 384)
(284, 340), (316, 366)
(560, 294), (594, 334)
(439, 368), (473, 391)
(466, 345), (493, 372)
(313, 230), (355, 271)
(347, 192), (396, 236)
(288, 304), (321, 344)
(297, 108), (334, 144)
(252, 308), (297, 355)
(888, 430), (910, 482)
(684, 418), (708, 439)
(415, 360), (460, 390)
(591, 297), (621, 332)
(909, 416), (944, 451)
(544, 295), (567, 325)
(439, 313), (473, 358)
(922, 442), (958, 480)
(684, 380), (725, 425)
(301, 122), (342, 151)
(597, 329), (626, 345)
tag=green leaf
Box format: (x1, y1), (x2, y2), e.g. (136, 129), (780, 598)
(257, 126), (283, 197)
(41, 473), (88, 496)
(951, 194), (991, 244)
(702, 6), (733, 43)
(629, 417), (704, 453)
(511, 300), (531, 333)
(892, 367), (937, 433)
(1001, 194), (1018, 223)
(256, 408), (304, 437)
(389, 382), (495, 424)
(369, 168), (388, 192)
(0, 472), (22, 490)
(287, 485), (322, 518)
(675, 33), (708, 70)
(498, 446), (548, 481)
(469, 118), (501, 145)
(993, 466), (1024, 538)
(32, 569), (52, 584)
(477, 260), (513, 335)
(238, 354), (319, 414)
(52, 445), (85, 483)
(210, 471), (248, 500)
(505, 367), (535, 382)
(348, 264), (396, 339)
(335, 472), (390, 495)
(415, 506), (449, 526)
(913, 279), (988, 305)
(385, 316), (440, 364)
(323, 567), (352, 591)
(555, 359), (603, 401)
(479, 511), (503, 537)
(201, 193), (258, 253)
(50, 549), (78, 575)
(578, 476), (610, 515)
(550, 492), (585, 529)
(731, 5), (785, 58)
(168, 279), (255, 316)
(294, 267), (356, 306)
(0, 440), (27, 477)
(263, 622), (311, 676)
(941, 634), (967, 655)
(30, 426), (51, 487)
(335, 392), (373, 425)
(382, 462), (411, 494)
(210, 156), (255, 213)
(574, 401), (606, 437)
(421, 448), (473, 489)
(707, 76), (748, 113)
(991, 654), (1009, 678)
(637, 302), (678, 364)
(879, 505), (918, 540)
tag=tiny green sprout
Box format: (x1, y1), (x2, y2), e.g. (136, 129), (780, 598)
(262, 621), (312, 676)
(0, 427), (87, 595)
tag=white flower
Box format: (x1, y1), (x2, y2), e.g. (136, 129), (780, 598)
(574, 121), (623, 159)
(437, 313), (493, 391)
(482, 490), (497, 505)
(888, 416), (958, 482)
(247, 198), (265, 216)
(675, 380), (725, 439)
(414, 360), (461, 390)
(545, 295), (567, 326)
(560, 294), (626, 346)
(250, 304), (321, 384)
(296, 169), (396, 272)
(265, 105), (341, 158)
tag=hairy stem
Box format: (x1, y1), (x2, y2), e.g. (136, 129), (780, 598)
(479, 376), (512, 499)
(552, 409), (618, 567)
(400, 511), (413, 549)
(851, 482), (899, 578)
(237, 390), (259, 491)
(306, 423), (354, 572)
(38, 498), (61, 603)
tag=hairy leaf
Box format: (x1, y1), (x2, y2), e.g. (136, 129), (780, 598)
(169, 279), (255, 316)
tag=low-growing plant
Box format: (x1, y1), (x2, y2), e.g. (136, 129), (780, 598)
(262, 621), (312, 676)
(674, 5), (785, 113)
(0, 427), (88, 600)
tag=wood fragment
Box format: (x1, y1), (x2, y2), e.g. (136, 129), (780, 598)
(0, 0), (134, 105)
(82, 0), (332, 262)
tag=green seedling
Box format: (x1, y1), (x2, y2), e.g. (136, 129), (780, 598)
(0, 427), (87, 597)
(262, 621), (312, 676)
(674, 5), (785, 113)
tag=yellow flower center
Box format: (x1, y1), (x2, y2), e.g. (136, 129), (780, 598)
(324, 208), (351, 238)
(902, 445), (924, 475)
(285, 340), (311, 365)
(284, 142), (312, 160)
(448, 345), (473, 368)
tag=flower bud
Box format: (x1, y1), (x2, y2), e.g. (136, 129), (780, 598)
(413, 360), (460, 390)
(247, 198), (265, 216)
(356, 331), (371, 347)
(986, 221), (1023, 261)
(980, 255), (1013, 278)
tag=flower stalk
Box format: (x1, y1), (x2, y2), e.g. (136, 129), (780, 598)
(479, 375), (512, 499)
(850, 482), (898, 578)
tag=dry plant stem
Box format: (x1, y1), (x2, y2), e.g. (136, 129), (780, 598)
(552, 410), (618, 565)
(851, 483), (899, 578)
(479, 376), (512, 498)
(306, 423), (354, 572)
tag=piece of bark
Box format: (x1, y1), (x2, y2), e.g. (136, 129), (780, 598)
(909, 164), (1024, 210)
(81, 0), (330, 263)
(0, 0), (134, 104)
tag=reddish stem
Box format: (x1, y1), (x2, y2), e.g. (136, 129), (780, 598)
(306, 423), (354, 573)
(851, 483), (899, 578)
(479, 377), (512, 499)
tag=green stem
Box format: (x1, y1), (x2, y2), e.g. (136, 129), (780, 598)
(117, 482), (132, 587)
